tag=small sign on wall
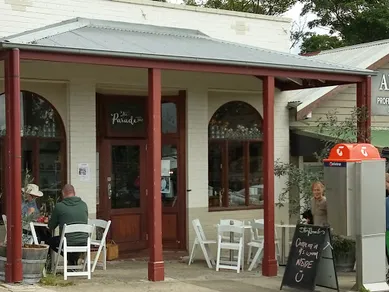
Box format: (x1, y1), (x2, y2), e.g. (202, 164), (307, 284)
(78, 163), (90, 182)
(161, 160), (171, 177)
(372, 71), (389, 115)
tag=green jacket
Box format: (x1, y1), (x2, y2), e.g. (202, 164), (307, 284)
(48, 196), (88, 245)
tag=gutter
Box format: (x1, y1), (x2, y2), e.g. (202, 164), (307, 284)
(0, 43), (377, 77)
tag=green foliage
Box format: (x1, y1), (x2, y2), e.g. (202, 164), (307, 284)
(332, 234), (355, 255)
(40, 273), (74, 286)
(183, 0), (297, 15)
(274, 107), (367, 215)
(298, 0), (389, 53)
(300, 33), (344, 54)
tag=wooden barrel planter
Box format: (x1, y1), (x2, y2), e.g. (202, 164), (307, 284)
(0, 243), (49, 283)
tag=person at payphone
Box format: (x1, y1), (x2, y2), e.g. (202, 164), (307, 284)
(310, 181), (328, 226)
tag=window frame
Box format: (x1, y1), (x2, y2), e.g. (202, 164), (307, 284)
(208, 101), (263, 212)
(0, 91), (67, 218)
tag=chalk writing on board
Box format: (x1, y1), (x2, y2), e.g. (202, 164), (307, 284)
(295, 270), (304, 283)
(111, 111), (144, 125)
(299, 226), (326, 236)
(281, 224), (338, 292)
(294, 236), (321, 282)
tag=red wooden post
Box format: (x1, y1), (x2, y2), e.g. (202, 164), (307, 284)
(147, 68), (164, 281)
(356, 81), (366, 143)
(4, 50), (13, 283)
(262, 75), (277, 277)
(365, 76), (372, 143)
(4, 49), (22, 283)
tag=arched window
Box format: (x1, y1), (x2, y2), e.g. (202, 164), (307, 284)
(208, 101), (263, 210)
(0, 91), (66, 215)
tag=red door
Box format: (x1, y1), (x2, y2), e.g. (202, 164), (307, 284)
(100, 139), (147, 253)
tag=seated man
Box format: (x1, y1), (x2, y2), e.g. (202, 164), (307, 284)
(48, 184), (88, 266)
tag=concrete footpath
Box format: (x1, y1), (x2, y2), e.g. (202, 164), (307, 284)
(0, 260), (357, 292)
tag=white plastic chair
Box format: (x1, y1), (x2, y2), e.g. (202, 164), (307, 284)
(247, 221), (265, 271)
(216, 224), (244, 273)
(2, 215), (6, 243)
(188, 219), (216, 268)
(29, 222), (39, 245)
(88, 219), (111, 272)
(219, 219), (243, 239)
(219, 219), (245, 267)
(54, 224), (94, 280)
(246, 219), (281, 268)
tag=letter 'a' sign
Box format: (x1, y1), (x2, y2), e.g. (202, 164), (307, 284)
(280, 224), (339, 292)
(372, 71), (389, 116)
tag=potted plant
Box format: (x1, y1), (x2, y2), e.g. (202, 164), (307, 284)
(0, 169), (49, 283)
(208, 194), (220, 207)
(332, 234), (356, 272)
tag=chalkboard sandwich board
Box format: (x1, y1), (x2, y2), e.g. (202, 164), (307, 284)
(280, 224), (339, 292)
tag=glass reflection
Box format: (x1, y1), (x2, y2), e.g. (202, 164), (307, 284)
(228, 142), (245, 206)
(208, 143), (222, 207)
(22, 140), (34, 183)
(39, 141), (62, 214)
(0, 142), (3, 216)
(249, 142), (263, 205)
(0, 91), (61, 137)
(111, 145), (140, 209)
(161, 102), (177, 134)
(161, 144), (177, 207)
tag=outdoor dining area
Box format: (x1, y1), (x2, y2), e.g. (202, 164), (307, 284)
(1, 212), (112, 282)
(188, 218), (296, 273)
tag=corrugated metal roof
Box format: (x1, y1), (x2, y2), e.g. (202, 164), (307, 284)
(0, 18), (374, 76)
(288, 39), (389, 112)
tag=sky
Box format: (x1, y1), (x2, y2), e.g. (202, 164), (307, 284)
(283, 2), (330, 54)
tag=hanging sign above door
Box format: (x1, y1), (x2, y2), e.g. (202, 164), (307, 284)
(105, 98), (146, 137)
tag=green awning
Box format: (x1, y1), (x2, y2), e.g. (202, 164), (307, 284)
(292, 128), (389, 149)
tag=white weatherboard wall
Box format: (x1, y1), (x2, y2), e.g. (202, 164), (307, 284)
(67, 79), (97, 219)
(0, 60), (291, 252)
(0, 0), (291, 52)
(291, 62), (389, 129)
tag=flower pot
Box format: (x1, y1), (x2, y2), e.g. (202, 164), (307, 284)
(334, 249), (355, 272)
(0, 243), (49, 283)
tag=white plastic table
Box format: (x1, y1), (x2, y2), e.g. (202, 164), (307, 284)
(275, 223), (296, 265)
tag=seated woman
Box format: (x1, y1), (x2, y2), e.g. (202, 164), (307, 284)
(22, 184), (43, 218)
(21, 184), (51, 243)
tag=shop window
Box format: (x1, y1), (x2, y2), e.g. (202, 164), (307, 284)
(162, 102), (177, 134)
(0, 91), (66, 217)
(208, 101), (263, 211)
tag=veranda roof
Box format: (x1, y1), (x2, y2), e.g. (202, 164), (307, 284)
(0, 17), (375, 77)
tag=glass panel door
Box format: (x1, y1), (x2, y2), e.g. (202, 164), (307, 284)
(111, 145), (141, 209)
(106, 141), (147, 252)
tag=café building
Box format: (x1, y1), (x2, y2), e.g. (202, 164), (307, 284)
(0, 0), (373, 282)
